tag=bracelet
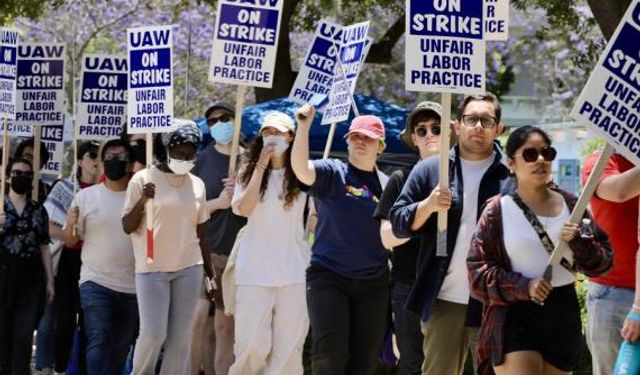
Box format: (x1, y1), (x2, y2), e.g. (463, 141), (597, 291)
(256, 163), (267, 171)
(628, 312), (640, 322)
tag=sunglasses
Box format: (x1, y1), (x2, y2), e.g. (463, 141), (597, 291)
(84, 151), (98, 160)
(514, 146), (557, 163)
(207, 114), (233, 126)
(414, 125), (441, 137)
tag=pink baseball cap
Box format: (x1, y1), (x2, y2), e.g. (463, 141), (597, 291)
(344, 115), (385, 140)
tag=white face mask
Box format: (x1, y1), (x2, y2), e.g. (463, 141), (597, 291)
(263, 135), (290, 157)
(167, 156), (195, 175)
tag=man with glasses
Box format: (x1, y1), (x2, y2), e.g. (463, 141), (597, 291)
(373, 101), (445, 374)
(390, 93), (510, 375)
(190, 102), (246, 375)
(63, 139), (138, 375)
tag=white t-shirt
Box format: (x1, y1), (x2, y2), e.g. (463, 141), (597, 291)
(122, 166), (208, 273)
(438, 154), (494, 304)
(501, 195), (575, 287)
(77, 184), (136, 294)
(232, 169), (310, 286)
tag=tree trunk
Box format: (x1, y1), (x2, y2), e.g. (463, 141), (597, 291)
(587, 0), (632, 40)
(254, 0), (301, 103)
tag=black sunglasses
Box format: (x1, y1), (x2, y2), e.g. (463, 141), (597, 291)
(515, 146), (557, 163)
(11, 170), (34, 178)
(414, 125), (441, 137)
(207, 114), (233, 126)
(84, 151), (98, 160)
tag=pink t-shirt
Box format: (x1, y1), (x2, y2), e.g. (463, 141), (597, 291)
(123, 166), (208, 273)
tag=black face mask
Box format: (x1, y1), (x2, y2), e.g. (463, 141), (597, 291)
(104, 159), (129, 181)
(11, 175), (33, 195)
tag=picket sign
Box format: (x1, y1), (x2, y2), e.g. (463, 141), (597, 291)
(542, 1), (640, 285)
(32, 126), (41, 199)
(0, 27), (19, 213)
(127, 24), (175, 263)
(436, 93), (452, 256)
(208, 0), (285, 172)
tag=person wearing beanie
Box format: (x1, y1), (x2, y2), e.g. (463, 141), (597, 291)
(291, 105), (389, 374)
(122, 124), (214, 374)
(228, 111), (310, 374)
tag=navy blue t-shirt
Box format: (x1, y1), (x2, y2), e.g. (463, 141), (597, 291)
(309, 159), (388, 279)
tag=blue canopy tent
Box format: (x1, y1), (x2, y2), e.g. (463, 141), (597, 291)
(236, 94), (419, 169)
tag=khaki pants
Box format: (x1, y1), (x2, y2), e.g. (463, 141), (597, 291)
(421, 299), (477, 375)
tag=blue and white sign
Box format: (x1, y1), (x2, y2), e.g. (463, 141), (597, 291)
(127, 25), (174, 134)
(78, 55), (128, 140)
(208, 0), (284, 88)
(321, 21), (370, 125)
(12, 43), (66, 136)
(41, 123), (65, 175)
(571, 0), (640, 165)
(484, 0), (509, 41)
(289, 20), (341, 105)
(405, 0), (485, 93)
(0, 28), (19, 120)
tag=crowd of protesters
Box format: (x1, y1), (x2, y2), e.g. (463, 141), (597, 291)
(0, 92), (637, 375)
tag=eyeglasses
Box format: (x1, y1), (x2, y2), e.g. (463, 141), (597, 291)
(85, 151), (98, 160)
(207, 114), (233, 126)
(514, 146), (557, 163)
(414, 125), (441, 137)
(11, 170), (34, 178)
(104, 153), (129, 162)
(461, 115), (497, 129)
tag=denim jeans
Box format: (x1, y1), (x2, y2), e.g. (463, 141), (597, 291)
(80, 281), (138, 375)
(391, 281), (424, 375)
(35, 304), (56, 370)
(586, 281), (635, 375)
(306, 264), (389, 375)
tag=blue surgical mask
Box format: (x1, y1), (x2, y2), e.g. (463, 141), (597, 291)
(209, 121), (234, 144)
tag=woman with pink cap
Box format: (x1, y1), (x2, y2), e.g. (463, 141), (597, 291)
(229, 111), (310, 374)
(291, 105), (389, 374)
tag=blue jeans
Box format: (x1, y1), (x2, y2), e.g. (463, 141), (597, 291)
(586, 281), (635, 375)
(391, 281), (424, 375)
(80, 281), (138, 375)
(35, 304), (56, 369)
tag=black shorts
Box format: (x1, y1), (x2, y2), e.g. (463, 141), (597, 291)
(503, 284), (582, 371)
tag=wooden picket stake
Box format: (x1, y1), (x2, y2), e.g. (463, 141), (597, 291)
(0, 119), (8, 213)
(435, 93), (452, 257)
(543, 142), (614, 281)
(32, 126), (42, 201)
(322, 123), (337, 159)
(228, 85), (246, 175)
(145, 132), (154, 263)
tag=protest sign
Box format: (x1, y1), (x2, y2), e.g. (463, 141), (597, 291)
(321, 21), (370, 125)
(484, 0), (509, 41)
(405, 0), (485, 94)
(13, 43), (66, 136)
(208, 0), (284, 88)
(289, 20), (341, 105)
(571, 0), (640, 166)
(127, 25), (174, 134)
(78, 54), (128, 140)
(0, 28), (19, 120)
(41, 124), (64, 175)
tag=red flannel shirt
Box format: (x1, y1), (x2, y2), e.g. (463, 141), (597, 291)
(467, 188), (613, 375)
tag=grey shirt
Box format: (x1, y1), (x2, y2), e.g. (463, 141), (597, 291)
(194, 144), (247, 256)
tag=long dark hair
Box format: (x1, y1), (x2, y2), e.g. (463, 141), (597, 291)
(239, 132), (301, 209)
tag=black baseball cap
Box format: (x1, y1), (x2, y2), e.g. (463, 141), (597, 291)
(205, 101), (235, 119)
